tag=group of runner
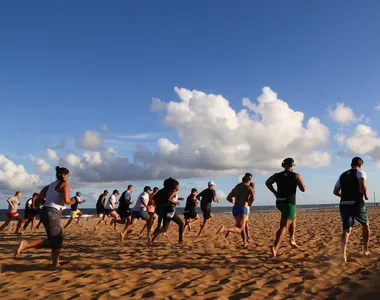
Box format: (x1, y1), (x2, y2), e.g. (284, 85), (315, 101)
(2, 156), (372, 267)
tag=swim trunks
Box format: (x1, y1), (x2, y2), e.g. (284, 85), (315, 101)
(70, 210), (81, 219)
(184, 211), (197, 219)
(340, 205), (368, 230)
(6, 212), (19, 218)
(118, 207), (131, 219)
(104, 209), (114, 216)
(201, 203), (211, 220)
(232, 205), (248, 216)
(276, 202), (296, 221)
(131, 211), (149, 221)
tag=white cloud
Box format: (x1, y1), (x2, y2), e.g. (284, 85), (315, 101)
(0, 155), (42, 192)
(345, 124), (380, 156)
(47, 148), (59, 162)
(117, 133), (157, 140)
(334, 133), (346, 145)
(29, 155), (51, 174)
(76, 130), (104, 151)
(328, 103), (361, 125)
(375, 104), (380, 111)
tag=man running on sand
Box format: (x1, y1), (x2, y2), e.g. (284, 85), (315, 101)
(112, 185), (134, 231)
(21, 193), (39, 233)
(120, 186), (151, 241)
(0, 191), (23, 235)
(197, 181), (219, 237)
(64, 192), (86, 229)
(265, 158), (306, 258)
(217, 175), (254, 246)
(95, 190), (120, 232)
(183, 188), (201, 232)
(139, 187), (159, 237)
(333, 157), (370, 264)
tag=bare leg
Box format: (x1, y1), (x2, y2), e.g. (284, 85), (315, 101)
(52, 248), (61, 268)
(341, 228), (351, 264)
(217, 215), (247, 246)
(36, 220), (42, 229)
(15, 239), (44, 257)
(198, 218), (210, 237)
(15, 215), (24, 234)
(77, 213), (83, 224)
(362, 223), (370, 255)
(64, 218), (73, 229)
(272, 219), (292, 258)
(95, 215), (107, 232)
(21, 216), (34, 233)
(289, 217), (299, 248)
(140, 223), (147, 236)
(120, 219), (137, 241)
(0, 216), (11, 232)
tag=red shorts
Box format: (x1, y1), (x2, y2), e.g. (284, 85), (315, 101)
(6, 212), (19, 218)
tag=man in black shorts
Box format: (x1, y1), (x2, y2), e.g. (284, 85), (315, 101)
(96, 190), (108, 216)
(20, 193), (39, 233)
(333, 157), (370, 264)
(184, 188), (200, 233)
(113, 185), (134, 230)
(197, 181), (219, 237)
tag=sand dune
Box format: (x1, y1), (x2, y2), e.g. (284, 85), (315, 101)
(1, 207), (380, 299)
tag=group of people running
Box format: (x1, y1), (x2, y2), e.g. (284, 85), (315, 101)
(1, 155), (371, 267)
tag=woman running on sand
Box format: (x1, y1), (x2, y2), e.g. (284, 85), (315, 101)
(0, 191), (24, 235)
(95, 190), (120, 232)
(14, 166), (76, 268)
(20, 193), (39, 233)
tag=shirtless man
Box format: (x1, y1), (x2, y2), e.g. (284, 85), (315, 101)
(0, 191), (23, 235)
(217, 175), (254, 246)
(266, 158), (306, 258)
(333, 157), (370, 264)
(197, 181), (219, 237)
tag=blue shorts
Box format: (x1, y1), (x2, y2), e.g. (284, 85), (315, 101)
(339, 205), (368, 231)
(232, 206), (248, 216)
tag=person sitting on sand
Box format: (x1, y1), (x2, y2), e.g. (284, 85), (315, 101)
(95, 190), (120, 232)
(217, 175), (254, 246)
(15, 166), (76, 268)
(63, 192), (86, 229)
(20, 193), (39, 233)
(197, 181), (219, 237)
(183, 188), (201, 233)
(333, 157), (370, 264)
(0, 191), (23, 235)
(120, 186), (152, 241)
(112, 185), (135, 231)
(265, 158), (306, 258)
(151, 178), (184, 245)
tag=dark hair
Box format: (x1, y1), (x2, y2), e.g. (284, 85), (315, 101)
(113, 189), (119, 195)
(351, 157), (364, 167)
(281, 158), (295, 168)
(15, 191), (21, 196)
(244, 173), (252, 178)
(103, 190), (108, 194)
(128, 185), (133, 190)
(144, 186), (152, 192)
(163, 177), (179, 191)
(55, 166), (70, 181)
(242, 176), (250, 183)
(32, 192), (39, 197)
(191, 188), (198, 193)
(153, 187), (159, 192)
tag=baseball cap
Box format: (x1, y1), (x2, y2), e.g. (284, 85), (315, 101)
(76, 192), (81, 196)
(208, 181), (216, 186)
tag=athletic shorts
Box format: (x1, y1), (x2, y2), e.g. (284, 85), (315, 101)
(340, 205), (368, 231)
(232, 205), (248, 216)
(96, 204), (104, 215)
(70, 210), (81, 219)
(118, 207), (131, 219)
(184, 211), (197, 219)
(40, 207), (64, 249)
(276, 202), (296, 221)
(131, 210), (149, 221)
(6, 212), (19, 218)
(148, 212), (155, 218)
(104, 209), (114, 216)
(201, 203), (211, 220)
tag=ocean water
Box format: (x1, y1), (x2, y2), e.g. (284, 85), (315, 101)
(0, 204), (353, 221)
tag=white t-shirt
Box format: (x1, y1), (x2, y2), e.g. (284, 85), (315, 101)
(105, 195), (117, 210)
(132, 192), (149, 212)
(335, 169), (367, 188)
(8, 196), (19, 213)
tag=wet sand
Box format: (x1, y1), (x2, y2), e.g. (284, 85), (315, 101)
(1, 207), (380, 299)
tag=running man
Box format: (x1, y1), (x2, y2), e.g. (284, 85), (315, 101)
(217, 175), (254, 246)
(96, 190), (108, 217)
(21, 193), (39, 233)
(64, 192), (86, 229)
(113, 185), (134, 231)
(183, 188), (201, 232)
(266, 158), (306, 258)
(197, 181), (219, 237)
(95, 190), (120, 232)
(140, 187), (159, 237)
(0, 191), (23, 235)
(333, 157), (370, 264)
(120, 186), (151, 241)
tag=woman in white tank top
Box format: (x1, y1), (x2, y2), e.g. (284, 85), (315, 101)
(15, 166), (75, 268)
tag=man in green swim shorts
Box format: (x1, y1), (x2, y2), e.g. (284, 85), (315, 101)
(265, 158), (306, 258)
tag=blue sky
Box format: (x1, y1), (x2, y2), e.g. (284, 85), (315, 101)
(1, 1), (380, 208)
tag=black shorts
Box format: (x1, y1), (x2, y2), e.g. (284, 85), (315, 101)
(201, 203), (211, 220)
(118, 207), (131, 219)
(184, 211), (197, 219)
(340, 205), (368, 230)
(96, 204), (104, 215)
(104, 209), (114, 216)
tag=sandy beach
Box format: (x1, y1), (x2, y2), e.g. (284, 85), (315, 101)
(1, 207), (380, 299)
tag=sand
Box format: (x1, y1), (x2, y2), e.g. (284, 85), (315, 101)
(1, 207), (380, 299)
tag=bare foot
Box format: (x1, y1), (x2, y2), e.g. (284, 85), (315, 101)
(271, 246), (277, 258)
(247, 236), (252, 242)
(120, 232), (125, 242)
(216, 226), (225, 234)
(14, 240), (26, 258)
(342, 254), (347, 265)
(290, 241), (299, 248)
(363, 247), (370, 256)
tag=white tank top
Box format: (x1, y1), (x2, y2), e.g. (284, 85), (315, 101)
(44, 181), (66, 211)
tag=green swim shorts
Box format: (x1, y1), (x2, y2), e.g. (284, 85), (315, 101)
(276, 202), (296, 221)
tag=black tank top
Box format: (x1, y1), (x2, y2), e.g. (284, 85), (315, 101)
(275, 171), (297, 204)
(339, 169), (363, 207)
